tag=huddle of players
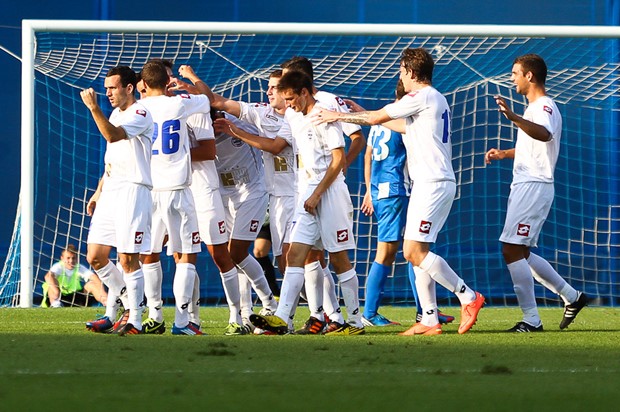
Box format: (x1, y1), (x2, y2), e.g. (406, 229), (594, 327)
(80, 47), (586, 336)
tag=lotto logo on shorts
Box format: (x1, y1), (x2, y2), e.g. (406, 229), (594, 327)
(250, 220), (259, 232)
(134, 232), (144, 245)
(218, 221), (226, 234)
(337, 229), (349, 242)
(419, 220), (432, 234)
(517, 223), (531, 237)
(192, 232), (201, 245)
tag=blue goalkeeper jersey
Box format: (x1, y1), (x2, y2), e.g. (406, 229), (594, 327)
(368, 125), (410, 200)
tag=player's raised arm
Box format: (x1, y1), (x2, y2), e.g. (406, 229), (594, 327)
(494, 94), (551, 142)
(80, 88), (128, 143)
(176, 64), (215, 103)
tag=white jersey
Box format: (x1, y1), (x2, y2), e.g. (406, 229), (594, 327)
(280, 103), (345, 187)
(512, 96), (561, 184)
(214, 113), (266, 204)
(315, 90), (362, 137)
(239, 102), (296, 197)
(384, 86), (455, 183)
(187, 111), (220, 192)
(140, 94), (211, 191)
(104, 101), (153, 190)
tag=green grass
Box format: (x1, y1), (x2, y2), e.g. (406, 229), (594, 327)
(1, 306), (619, 411)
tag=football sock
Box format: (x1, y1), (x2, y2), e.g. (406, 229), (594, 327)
(407, 263), (422, 314)
(95, 260), (128, 317)
(420, 251), (476, 304)
(173, 263), (196, 328)
(527, 252), (578, 305)
(364, 261), (391, 318)
(337, 269), (362, 328)
(275, 266), (305, 322)
(220, 267), (242, 324)
(237, 255), (277, 311)
(322, 266), (344, 324)
(238, 272), (253, 322)
(507, 258), (541, 326)
(124, 269), (145, 330)
(142, 261), (164, 322)
(188, 272), (200, 326)
(413, 265), (439, 326)
(304, 261), (324, 320)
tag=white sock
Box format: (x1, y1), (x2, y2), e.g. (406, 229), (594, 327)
(322, 266), (344, 323)
(95, 261), (127, 317)
(173, 263), (196, 328)
(239, 272), (253, 321)
(104, 290), (120, 319)
(275, 267), (305, 322)
(142, 261), (163, 322)
(237, 255), (277, 311)
(413, 265), (439, 326)
(124, 269), (145, 330)
(220, 268), (242, 324)
(304, 261), (324, 320)
(527, 252), (578, 305)
(419, 252), (475, 304)
(189, 272), (201, 325)
(507, 259), (541, 326)
(337, 269), (362, 328)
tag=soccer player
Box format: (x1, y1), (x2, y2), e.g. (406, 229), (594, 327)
(314, 48), (485, 336)
(43, 245), (107, 307)
(485, 53), (587, 332)
(138, 60), (209, 336)
(347, 85), (456, 327)
(250, 71), (365, 335)
(81, 66), (154, 335)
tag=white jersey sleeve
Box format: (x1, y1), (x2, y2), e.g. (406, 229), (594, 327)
(188, 112), (219, 191)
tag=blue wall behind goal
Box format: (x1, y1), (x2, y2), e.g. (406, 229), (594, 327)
(0, 0), (618, 307)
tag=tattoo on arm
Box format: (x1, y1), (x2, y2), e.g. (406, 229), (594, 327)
(338, 111), (372, 126)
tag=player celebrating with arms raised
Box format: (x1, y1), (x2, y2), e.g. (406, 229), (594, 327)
(81, 66), (153, 335)
(485, 54), (587, 332)
(314, 48), (485, 335)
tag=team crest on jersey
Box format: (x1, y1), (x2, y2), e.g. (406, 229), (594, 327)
(231, 138), (244, 147)
(192, 232), (201, 245)
(218, 221), (226, 234)
(419, 220), (432, 234)
(134, 232), (144, 244)
(543, 105), (553, 115)
(517, 223), (531, 237)
(265, 113), (278, 121)
(335, 96), (346, 106)
(180, 94), (191, 99)
(336, 229), (349, 243)
(250, 220), (260, 232)
(135, 109), (147, 117)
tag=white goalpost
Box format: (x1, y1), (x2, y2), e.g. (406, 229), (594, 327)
(11, 20), (620, 308)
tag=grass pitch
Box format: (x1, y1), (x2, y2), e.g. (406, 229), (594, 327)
(1, 305), (619, 411)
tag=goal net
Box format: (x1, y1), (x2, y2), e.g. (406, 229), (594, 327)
(2, 21), (618, 308)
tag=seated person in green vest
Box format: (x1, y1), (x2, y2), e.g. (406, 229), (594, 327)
(43, 245), (108, 307)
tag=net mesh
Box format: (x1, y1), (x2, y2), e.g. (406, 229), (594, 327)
(2, 30), (618, 307)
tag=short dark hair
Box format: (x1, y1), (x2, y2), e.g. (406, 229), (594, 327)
(400, 48), (434, 84)
(269, 69), (283, 79)
(280, 56), (314, 82)
(278, 71), (313, 96)
(141, 60), (169, 90)
(514, 54), (547, 85)
(149, 58), (174, 70)
(106, 66), (138, 88)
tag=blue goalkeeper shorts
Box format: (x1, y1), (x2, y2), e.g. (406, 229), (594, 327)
(374, 195), (409, 243)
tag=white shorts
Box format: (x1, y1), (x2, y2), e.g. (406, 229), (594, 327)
(500, 182), (554, 247)
(269, 194), (295, 256)
(191, 185), (229, 246)
(150, 188), (201, 255)
(290, 180), (355, 253)
(224, 194), (268, 241)
(87, 182), (152, 254)
(404, 181), (455, 243)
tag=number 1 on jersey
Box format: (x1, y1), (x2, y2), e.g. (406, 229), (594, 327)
(441, 109), (450, 143)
